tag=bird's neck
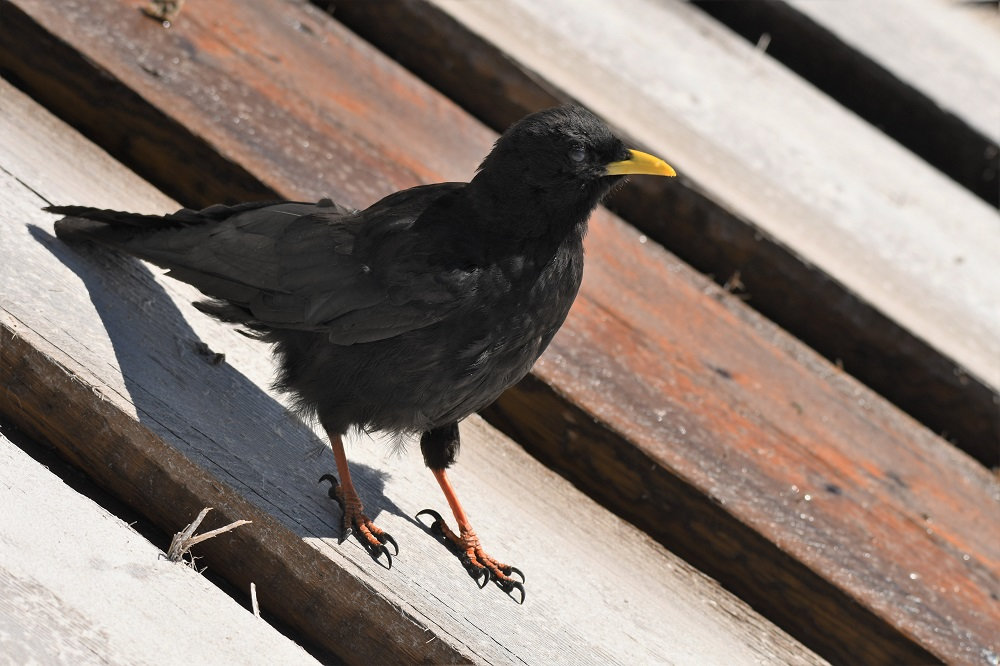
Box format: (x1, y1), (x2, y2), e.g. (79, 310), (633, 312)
(465, 172), (597, 242)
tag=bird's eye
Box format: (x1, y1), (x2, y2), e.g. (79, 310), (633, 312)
(568, 145), (586, 163)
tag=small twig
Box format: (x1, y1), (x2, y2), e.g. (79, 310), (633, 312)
(181, 521), (253, 548)
(167, 507), (252, 566)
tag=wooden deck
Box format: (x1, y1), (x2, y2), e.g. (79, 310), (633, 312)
(0, 1), (997, 664)
(0, 66), (823, 666)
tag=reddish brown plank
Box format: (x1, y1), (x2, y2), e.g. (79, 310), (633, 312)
(0, 0), (997, 663)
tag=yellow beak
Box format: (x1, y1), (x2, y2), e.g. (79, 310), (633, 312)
(605, 149), (676, 177)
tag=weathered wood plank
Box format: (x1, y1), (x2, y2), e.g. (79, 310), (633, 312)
(0, 1), (996, 663)
(0, 78), (823, 666)
(0, 430), (319, 665)
(694, 0), (1000, 206)
(328, 0), (1000, 460)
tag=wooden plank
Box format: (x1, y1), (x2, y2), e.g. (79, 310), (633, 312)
(0, 1), (996, 663)
(784, 0), (1000, 146)
(0, 78), (824, 666)
(326, 0), (1000, 460)
(694, 0), (1000, 206)
(0, 430), (320, 665)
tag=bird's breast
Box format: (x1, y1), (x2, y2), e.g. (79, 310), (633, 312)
(447, 235), (584, 391)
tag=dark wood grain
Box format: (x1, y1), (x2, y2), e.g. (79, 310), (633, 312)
(0, 2), (275, 207)
(1, 0), (997, 663)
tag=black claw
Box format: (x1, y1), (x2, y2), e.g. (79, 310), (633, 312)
(378, 546), (393, 570)
(505, 566), (525, 583)
(338, 525), (353, 544)
(370, 544), (393, 570)
(472, 567), (489, 589)
(458, 554), (487, 586)
(415, 508), (443, 527)
(500, 580), (526, 604)
(355, 534), (393, 569)
(318, 474), (345, 509)
(415, 509), (448, 540)
(379, 532), (399, 556)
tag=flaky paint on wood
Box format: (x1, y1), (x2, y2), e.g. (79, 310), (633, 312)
(0, 79), (824, 666)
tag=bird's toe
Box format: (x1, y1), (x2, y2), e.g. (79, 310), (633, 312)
(502, 565), (525, 583)
(417, 510), (526, 603)
(322, 474), (397, 568)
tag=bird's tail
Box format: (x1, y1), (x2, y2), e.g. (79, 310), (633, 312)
(46, 205), (191, 228)
(46, 205), (204, 247)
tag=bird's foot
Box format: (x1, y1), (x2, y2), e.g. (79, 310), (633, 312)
(320, 474), (398, 568)
(416, 509), (525, 603)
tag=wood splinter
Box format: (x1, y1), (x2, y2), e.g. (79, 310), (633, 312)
(251, 582), (260, 619)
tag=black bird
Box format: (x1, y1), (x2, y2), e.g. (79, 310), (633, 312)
(48, 105), (675, 601)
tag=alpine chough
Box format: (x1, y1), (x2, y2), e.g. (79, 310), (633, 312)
(48, 105), (675, 602)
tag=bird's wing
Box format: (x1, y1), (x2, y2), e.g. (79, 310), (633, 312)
(140, 187), (474, 345)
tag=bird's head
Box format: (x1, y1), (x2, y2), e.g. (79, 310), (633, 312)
(470, 105), (675, 237)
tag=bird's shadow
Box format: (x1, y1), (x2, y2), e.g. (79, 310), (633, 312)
(28, 224), (423, 543)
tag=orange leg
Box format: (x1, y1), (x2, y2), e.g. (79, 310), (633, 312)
(320, 433), (397, 566)
(418, 468), (525, 602)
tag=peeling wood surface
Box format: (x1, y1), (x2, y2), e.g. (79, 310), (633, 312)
(0, 431), (319, 665)
(0, 1), (997, 664)
(0, 79), (823, 666)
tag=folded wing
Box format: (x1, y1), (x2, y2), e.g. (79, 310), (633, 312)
(50, 186), (472, 345)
